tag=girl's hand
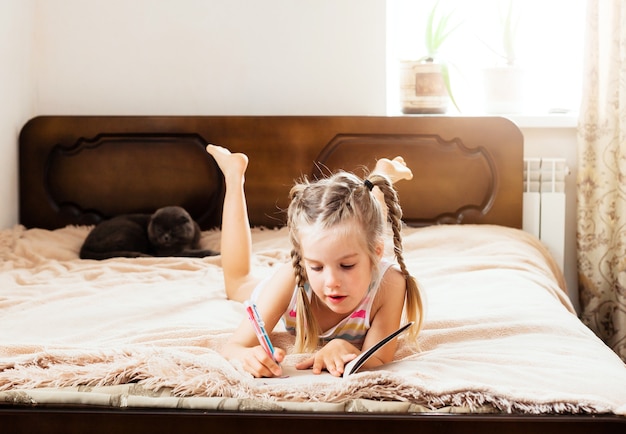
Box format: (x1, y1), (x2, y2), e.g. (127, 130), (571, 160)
(295, 339), (358, 377)
(226, 344), (285, 378)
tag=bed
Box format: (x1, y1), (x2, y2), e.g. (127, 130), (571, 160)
(2, 115), (625, 433)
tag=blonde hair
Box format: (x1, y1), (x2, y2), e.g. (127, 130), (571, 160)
(287, 171), (424, 353)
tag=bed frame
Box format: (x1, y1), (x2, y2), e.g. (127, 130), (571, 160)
(6, 116), (625, 433)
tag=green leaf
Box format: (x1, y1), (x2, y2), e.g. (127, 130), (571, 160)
(424, 0), (461, 58)
(421, 1), (462, 112)
(440, 63), (461, 112)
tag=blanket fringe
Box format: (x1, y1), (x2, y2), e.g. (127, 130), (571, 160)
(0, 347), (608, 415)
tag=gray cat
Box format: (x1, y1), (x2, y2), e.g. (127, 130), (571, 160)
(79, 206), (218, 260)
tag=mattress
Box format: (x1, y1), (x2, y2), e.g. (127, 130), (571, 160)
(1, 223), (625, 415)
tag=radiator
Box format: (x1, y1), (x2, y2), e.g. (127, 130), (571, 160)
(523, 158), (568, 270)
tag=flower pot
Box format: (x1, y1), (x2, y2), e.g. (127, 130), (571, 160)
(482, 66), (525, 114)
(400, 60), (449, 114)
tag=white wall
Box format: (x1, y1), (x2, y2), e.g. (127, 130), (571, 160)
(34, 0), (387, 115)
(0, 0), (35, 229)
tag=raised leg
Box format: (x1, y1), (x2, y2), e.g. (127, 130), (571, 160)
(206, 144), (258, 302)
(373, 156), (413, 184)
(371, 156), (413, 222)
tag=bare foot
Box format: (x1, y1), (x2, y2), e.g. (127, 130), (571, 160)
(373, 156), (413, 184)
(206, 144), (249, 181)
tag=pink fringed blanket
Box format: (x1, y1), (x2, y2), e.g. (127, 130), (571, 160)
(1, 224), (625, 415)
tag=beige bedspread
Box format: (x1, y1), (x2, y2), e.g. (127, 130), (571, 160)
(1, 224), (625, 415)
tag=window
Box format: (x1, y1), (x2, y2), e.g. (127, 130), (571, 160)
(386, 0), (586, 116)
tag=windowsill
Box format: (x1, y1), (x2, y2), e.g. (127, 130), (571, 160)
(503, 113), (578, 129)
(391, 112), (578, 129)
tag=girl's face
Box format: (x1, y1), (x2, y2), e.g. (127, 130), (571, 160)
(299, 222), (382, 316)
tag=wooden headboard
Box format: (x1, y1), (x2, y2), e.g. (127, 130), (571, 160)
(19, 116), (523, 230)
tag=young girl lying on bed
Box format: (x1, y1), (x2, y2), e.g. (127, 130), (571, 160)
(206, 145), (424, 378)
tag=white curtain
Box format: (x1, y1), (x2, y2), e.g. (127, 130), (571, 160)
(577, 0), (626, 362)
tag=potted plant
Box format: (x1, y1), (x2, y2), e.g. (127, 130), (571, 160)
(481, 0), (525, 113)
(400, 0), (462, 114)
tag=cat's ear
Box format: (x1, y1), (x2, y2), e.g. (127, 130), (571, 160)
(178, 215), (190, 224)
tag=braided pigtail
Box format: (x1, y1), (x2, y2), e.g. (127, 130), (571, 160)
(288, 182), (321, 353)
(291, 248), (320, 352)
(366, 174), (424, 347)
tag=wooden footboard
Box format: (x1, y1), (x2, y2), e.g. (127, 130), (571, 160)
(2, 406), (625, 434)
